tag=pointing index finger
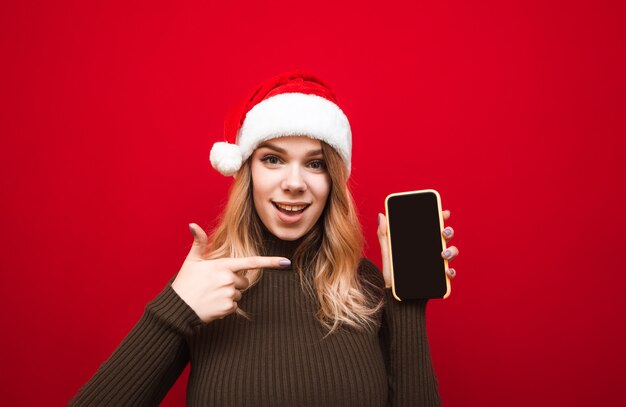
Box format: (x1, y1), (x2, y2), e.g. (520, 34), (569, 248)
(220, 256), (291, 272)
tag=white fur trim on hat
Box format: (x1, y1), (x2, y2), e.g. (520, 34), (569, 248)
(238, 93), (352, 174)
(210, 142), (243, 176)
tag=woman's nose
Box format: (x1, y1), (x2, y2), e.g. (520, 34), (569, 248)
(281, 164), (307, 192)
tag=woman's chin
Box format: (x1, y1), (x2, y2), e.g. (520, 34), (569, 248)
(269, 227), (306, 241)
(264, 222), (314, 241)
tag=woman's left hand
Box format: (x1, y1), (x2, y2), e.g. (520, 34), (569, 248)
(377, 209), (459, 288)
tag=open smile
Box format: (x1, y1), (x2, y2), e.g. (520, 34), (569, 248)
(272, 202), (311, 215)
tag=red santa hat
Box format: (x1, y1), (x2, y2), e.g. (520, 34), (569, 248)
(210, 71), (352, 176)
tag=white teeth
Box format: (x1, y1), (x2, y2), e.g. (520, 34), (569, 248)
(276, 203), (308, 212)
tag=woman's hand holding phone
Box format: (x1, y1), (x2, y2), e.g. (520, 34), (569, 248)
(172, 223), (290, 323)
(377, 209), (459, 290)
(439, 210), (459, 278)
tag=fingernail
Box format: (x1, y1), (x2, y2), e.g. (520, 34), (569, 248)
(443, 228), (452, 237)
(279, 259), (291, 267)
(443, 250), (452, 258)
(188, 224), (197, 238)
(449, 268), (456, 277)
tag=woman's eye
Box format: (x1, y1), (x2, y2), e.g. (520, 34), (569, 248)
(261, 155), (281, 165)
(308, 160), (327, 171)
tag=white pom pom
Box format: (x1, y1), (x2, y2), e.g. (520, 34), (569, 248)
(210, 142), (243, 176)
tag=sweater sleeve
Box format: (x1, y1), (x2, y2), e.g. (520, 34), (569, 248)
(381, 289), (441, 406)
(69, 282), (203, 406)
(359, 259), (441, 407)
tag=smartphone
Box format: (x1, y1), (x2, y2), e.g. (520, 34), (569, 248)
(385, 189), (451, 301)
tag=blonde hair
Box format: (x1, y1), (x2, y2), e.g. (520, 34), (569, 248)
(207, 142), (382, 333)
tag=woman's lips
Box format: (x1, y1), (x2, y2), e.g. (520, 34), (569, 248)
(273, 202), (310, 224)
(275, 203), (308, 212)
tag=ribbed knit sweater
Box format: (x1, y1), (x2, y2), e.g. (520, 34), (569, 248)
(70, 233), (441, 406)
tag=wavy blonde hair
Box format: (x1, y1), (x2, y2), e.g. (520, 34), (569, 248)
(207, 141), (382, 333)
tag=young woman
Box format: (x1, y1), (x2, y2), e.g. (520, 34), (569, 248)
(70, 71), (459, 406)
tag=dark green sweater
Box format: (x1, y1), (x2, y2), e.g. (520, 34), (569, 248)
(70, 234), (440, 406)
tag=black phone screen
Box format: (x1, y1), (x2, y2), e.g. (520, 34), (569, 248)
(386, 190), (448, 300)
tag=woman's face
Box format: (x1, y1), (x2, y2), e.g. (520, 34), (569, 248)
(250, 136), (331, 241)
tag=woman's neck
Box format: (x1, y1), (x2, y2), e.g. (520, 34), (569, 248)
(259, 228), (306, 259)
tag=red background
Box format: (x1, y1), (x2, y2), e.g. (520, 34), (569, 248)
(1, 0), (625, 405)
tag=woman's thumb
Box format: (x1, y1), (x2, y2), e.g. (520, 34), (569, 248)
(377, 213), (388, 239)
(188, 223), (209, 258)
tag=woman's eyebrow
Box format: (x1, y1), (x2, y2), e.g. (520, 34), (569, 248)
(257, 142), (323, 157)
(305, 149), (323, 157)
(257, 142), (286, 154)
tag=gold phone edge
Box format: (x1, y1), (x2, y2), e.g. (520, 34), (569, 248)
(385, 189), (451, 301)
